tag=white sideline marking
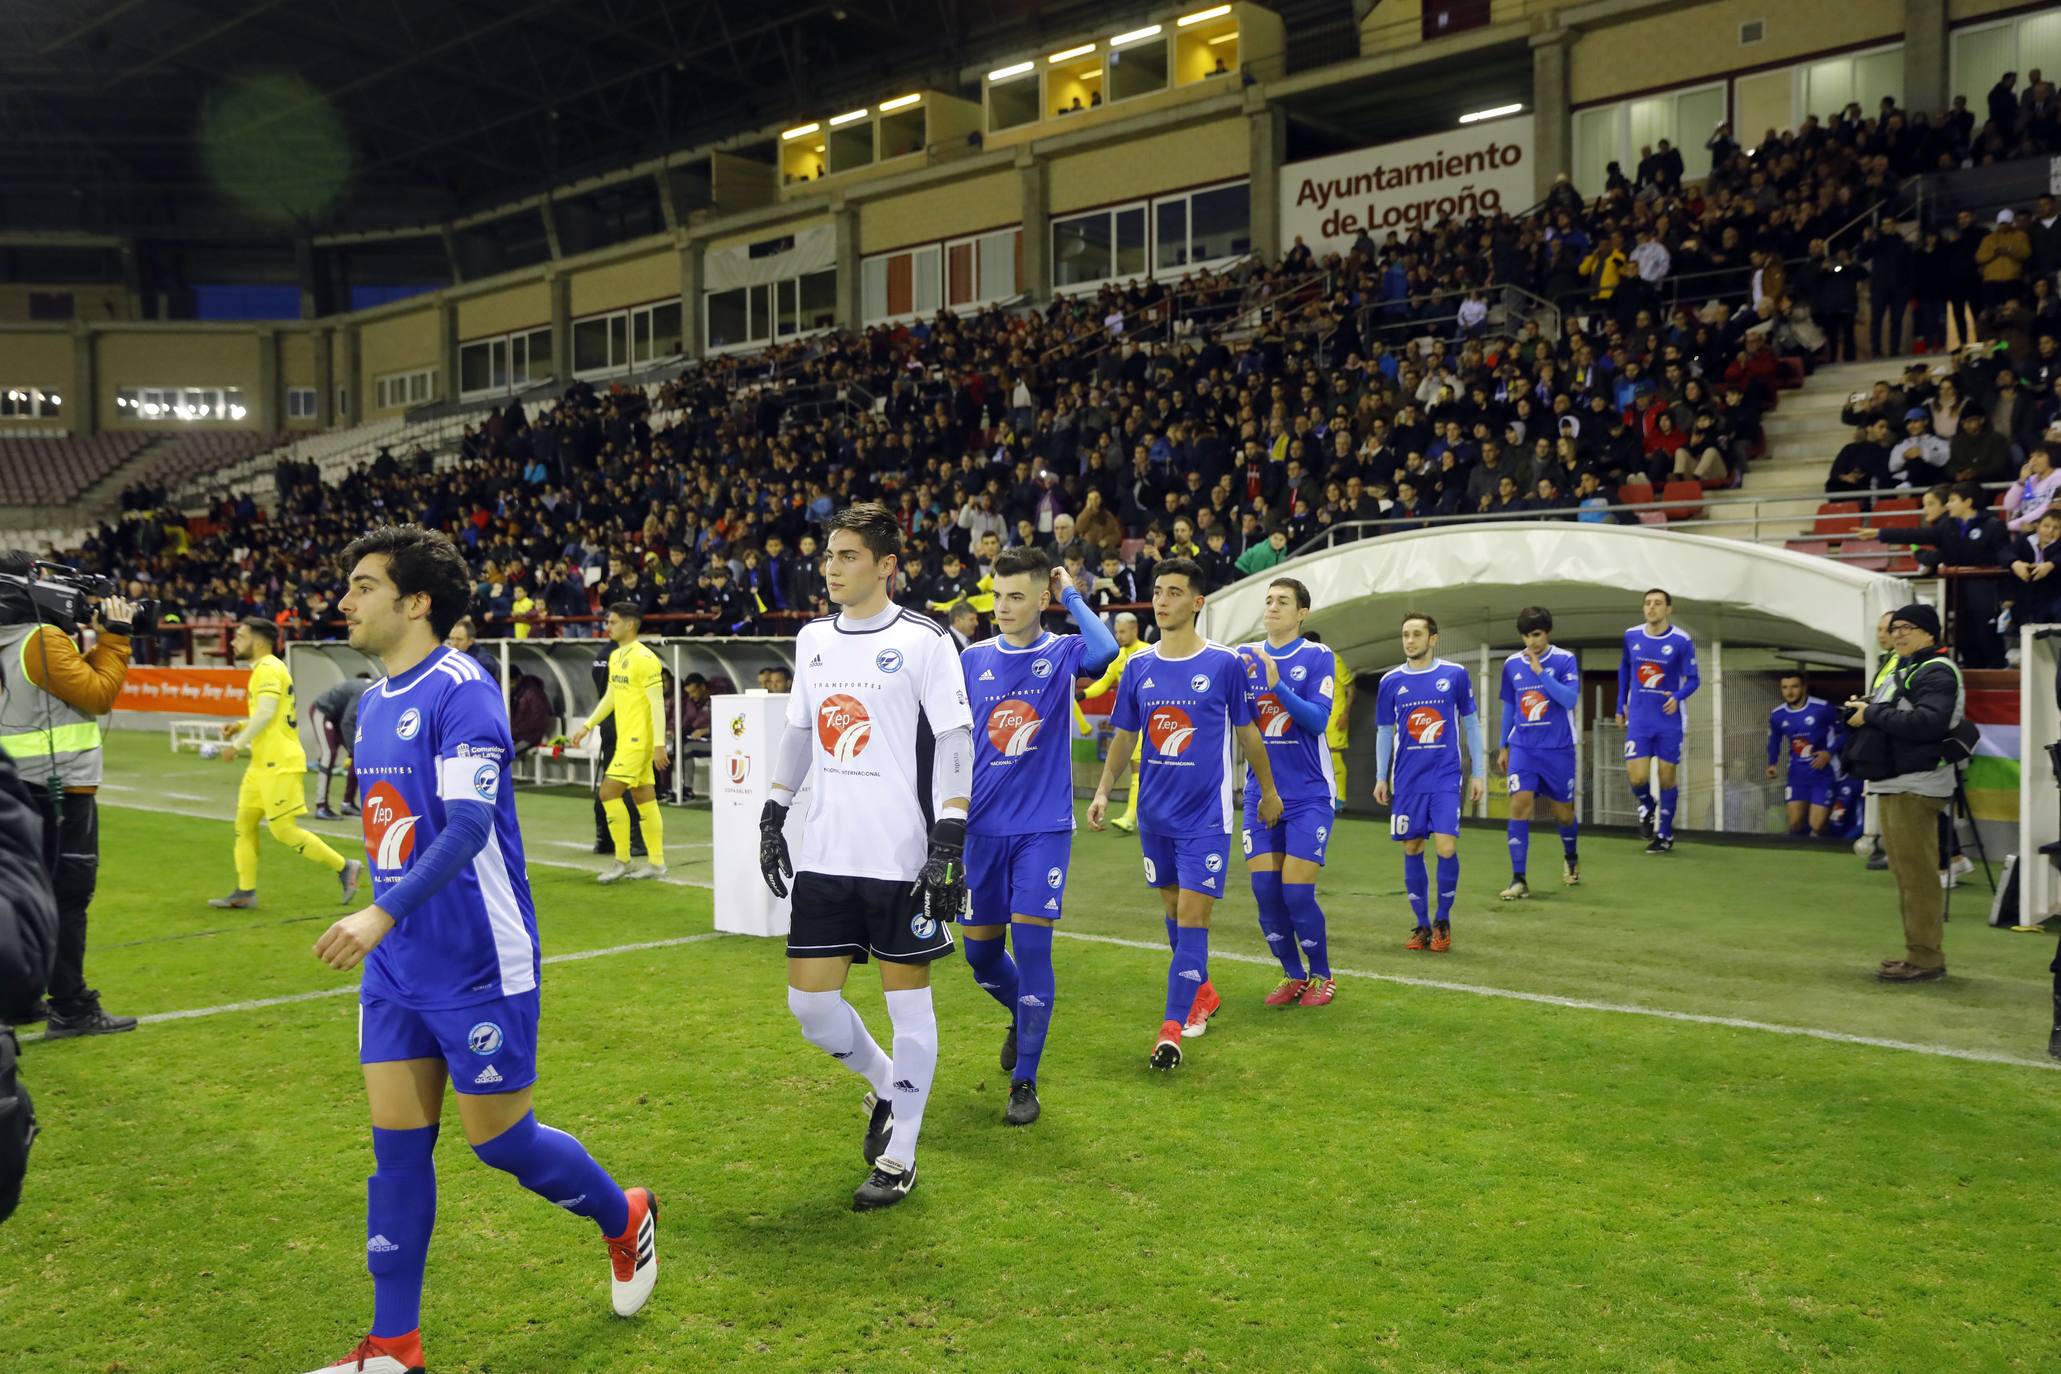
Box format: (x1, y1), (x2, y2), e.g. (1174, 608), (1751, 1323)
(42, 933), (726, 1034)
(1058, 932), (2061, 1074)
(91, 794), (2057, 1072)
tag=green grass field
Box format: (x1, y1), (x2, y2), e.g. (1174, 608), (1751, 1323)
(2, 733), (2058, 1373)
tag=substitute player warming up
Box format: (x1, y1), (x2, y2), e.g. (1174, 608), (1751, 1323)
(758, 503), (974, 1210)
(1766, 671), (1839, 837)
(209, 616), (362, 911)
(960, 547), (1118, 1125)
(1374, 613), (1487, 952)
(570, 601), (670, 882)
(1496, 607), (1582, 899)
(1615, 588), (1699, 854)
(1088, 558), (1281, 1070)
(1239, 578), (1340, 1007)
(302, 526), (655, 1374)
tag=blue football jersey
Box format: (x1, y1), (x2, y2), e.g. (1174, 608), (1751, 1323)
(355, 647), (540, 1010)
(1768, 698), (1837, 773)
(1239, 637), (1336, 805)
(1617, 625), (1699, 729)
(1500, 646), (1580, 751)
(1111, 642), (1253, 835)
(964, 630), (1089, 837)
(1376, 659), (1476, 794)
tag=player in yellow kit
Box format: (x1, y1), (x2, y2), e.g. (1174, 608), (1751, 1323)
(1308, 629), (1353, 802)
(1079, 610), (1148, 833)
(570, 601), (670, 882)
(209, 617), (363, 909)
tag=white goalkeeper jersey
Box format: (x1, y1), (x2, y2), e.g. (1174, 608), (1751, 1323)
(786, 601), (973, 883)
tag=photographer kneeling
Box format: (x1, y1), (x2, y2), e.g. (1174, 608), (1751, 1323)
(0, 554), (140, 1036)
(1842, 604), (1970, 984)
(0, 749), (58, 1224)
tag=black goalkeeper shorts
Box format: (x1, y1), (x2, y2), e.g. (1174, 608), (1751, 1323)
(786, 872), (957, 966)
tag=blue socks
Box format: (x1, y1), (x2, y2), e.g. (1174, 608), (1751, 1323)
(1164, 925), (1209, 1023)
(1631, 778), (1651, 823)
(471, 1111), (630, 1239)
(1164, 915), (1178, 950)
(1403, 851), (1429, 927)
(1507, 818), (1530, 879)
(1249, 870), (1304, 978)
(1282, 883), (1329, 979)
(1436, 853), (1459, 924)
(1560, 821), (1579, 860)
(1010, 922), (1055, 1085)
(1658, 787), (1679, 840)
(367, 1125), (438, 1340)
(962, 932), (1020, 1013)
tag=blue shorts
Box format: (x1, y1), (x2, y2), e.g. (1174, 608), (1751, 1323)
(1506, 746), (1576, 804)
(1140, 830), (1232, 897)
(1241, 797), (1335, 865)
(360, 988), (539, 1095)
(1388, 790), (1462, 842)
(1624, 728), (1683, 765)
(1785, 770), (1834, 808)
(964, 831), (1071, 924)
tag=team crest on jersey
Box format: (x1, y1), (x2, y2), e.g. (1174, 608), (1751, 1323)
(1257, 695), (1293, 738)
(1519, 689), (1551, 722)
(876, 648), (904, 674)
(1190, 674), (1211, 693)
(396, 708), (421, 741)
(1661, 645), (1674, 656)
(1147, 706), (1196, 756)
(471, 763), (499, 802)
(1031, 658), (1053, 678)
(1406, 705), (1447, 744)
(1435, 678), (1450, 692)
(467, 1022), (503, 1056)
(1046, 866), (1063, 888)
(986, 699), (1043, 756)
(817, 694), (873, 762)
(1636, 662), (1667, 689)
(363, 782), (418, 871)
(1289, 664), (1307, 681)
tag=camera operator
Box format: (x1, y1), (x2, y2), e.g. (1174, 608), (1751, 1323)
(1842, 604), (1967, 984)
(0, 749), (58, 1224)
(0, 552), (138, 1037)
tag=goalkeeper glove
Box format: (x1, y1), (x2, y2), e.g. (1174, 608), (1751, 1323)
(913, 816), (967, 928)
(759, 798), (793, 898)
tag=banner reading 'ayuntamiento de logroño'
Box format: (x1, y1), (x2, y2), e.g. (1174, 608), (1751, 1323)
(1280, 115), (1534, 255)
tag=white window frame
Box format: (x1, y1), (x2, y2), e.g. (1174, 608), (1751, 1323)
(703, 270), (837, 356)
(1949, 15), (2061, 108)
(459, 325), (554, 400)
(1050, 179), (1251, 297)
(1572, 80), (1728, 197)
(570, 299), (684, 379)
(862, 231), (1027, 326)
(286, 386), (318, 419)
(373, 367), (436, 412)
(0, 386), (64, 420)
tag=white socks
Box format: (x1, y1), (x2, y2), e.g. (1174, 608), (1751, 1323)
(787, 987), (890, 1096)
(882, 987), (938, 1167)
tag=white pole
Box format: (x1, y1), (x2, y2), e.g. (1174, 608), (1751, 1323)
(670, 639), (686, 806)
(499, 640), (512, 721)
(1709, 638), (1725, 833)
(1477, 639), (1491, 820)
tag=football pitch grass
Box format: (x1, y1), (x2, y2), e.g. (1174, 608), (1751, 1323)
(2, 733), (2058, 1373)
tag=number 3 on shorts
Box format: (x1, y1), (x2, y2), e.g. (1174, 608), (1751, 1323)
(1390, 812), (1410, 837)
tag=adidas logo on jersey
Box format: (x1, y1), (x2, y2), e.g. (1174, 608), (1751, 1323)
(810, 654), (823, 667)
(1202, 876), (1216, 888)
(1141, 678), (1155, 689)
(472, 1064), (504, 1086)
(979, 668), (995, 680)
(1044, 897), (1059, 909)
(1177, 968), (1202, 982)
(367, 1234), (400, 1253)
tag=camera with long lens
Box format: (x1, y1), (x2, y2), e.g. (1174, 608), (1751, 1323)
(0, 560), (158, 638)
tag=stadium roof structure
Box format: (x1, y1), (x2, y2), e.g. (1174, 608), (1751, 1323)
(0, 0), (1220, 240)
(1200, 524), (1911, 670)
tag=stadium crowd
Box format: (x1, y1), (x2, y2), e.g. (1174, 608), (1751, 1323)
(63, 71), (2061, 655)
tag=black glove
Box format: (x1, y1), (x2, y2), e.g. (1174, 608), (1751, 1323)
(913, 816), (967, 928)
(759, 798), (793, 898)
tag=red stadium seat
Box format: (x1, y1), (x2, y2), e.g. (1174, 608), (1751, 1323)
(1871, 497), (1922, 530)
(1785, 540), (1831, 559)
(1813, 501), (1862, 537)
(1838, 538), (1892, 571)
(1659, 480), (1705, 519)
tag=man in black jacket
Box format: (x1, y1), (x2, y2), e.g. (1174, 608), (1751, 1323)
(1843, 604), (1961, 983)
(1875, 483), (2012, 667)
(1862, 218), (1916, 358)
(0, 751), (58, 1223)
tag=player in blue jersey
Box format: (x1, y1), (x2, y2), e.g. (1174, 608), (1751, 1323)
(1237, 577), (1340, 1007)
(1088, 558), (1282, 1071)
(301, 526), (656, 1374)
(1374, 612), (1487, 952)
(959, 545), (1118, 1126)
(1765, 671), (1839, 837)
(1496, 606), (1583, 900)
(1615, 588), (1699, 854)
